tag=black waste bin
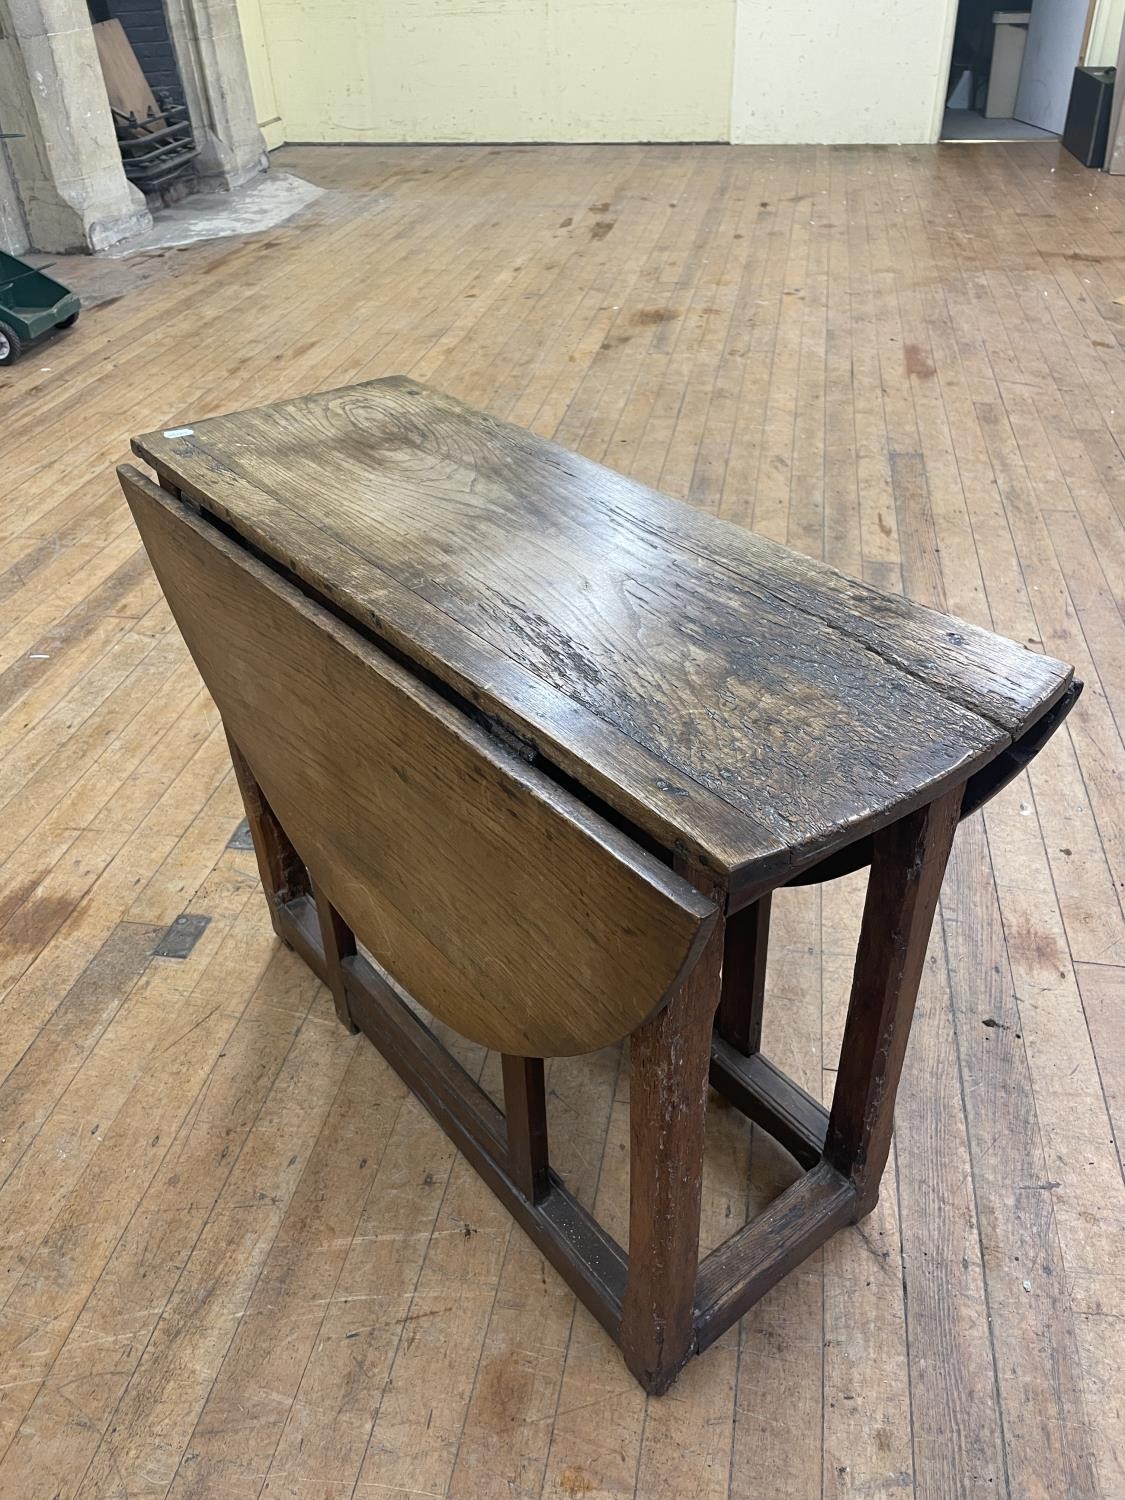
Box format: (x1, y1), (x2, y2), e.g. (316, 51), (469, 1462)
(1063, 66), (1116, 169)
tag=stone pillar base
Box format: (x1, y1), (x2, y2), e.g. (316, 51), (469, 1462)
(0, 3), (152, 253)
(165, 0), (268, 194)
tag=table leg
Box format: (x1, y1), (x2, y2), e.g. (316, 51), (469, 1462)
(620, 878), (724, 1394)
(501, 1055), (550, 1204)
(825, 784), (963, 1213)
(312, 878), (359, 1033)
(226, 730), (309, 940)
(717, 892), (771, 1055)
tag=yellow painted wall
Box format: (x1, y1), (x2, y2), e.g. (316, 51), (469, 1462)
(236, 0), (286, 149)
(236, 0), (969, 147)
(241, 0), (735, 143)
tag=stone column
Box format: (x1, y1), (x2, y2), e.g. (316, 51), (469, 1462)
(164, 0), (267, 190)
(0, 0), (151, 251)
(0, 141), (29, 253)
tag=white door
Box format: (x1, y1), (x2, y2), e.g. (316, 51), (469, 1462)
(1014, 0), (1090, 132)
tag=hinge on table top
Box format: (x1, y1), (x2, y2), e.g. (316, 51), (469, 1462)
(475, 711), (539, 764)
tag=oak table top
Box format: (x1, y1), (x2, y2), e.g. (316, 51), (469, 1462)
(134, 376), (1074, 896)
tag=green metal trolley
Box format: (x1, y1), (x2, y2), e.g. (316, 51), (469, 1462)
(0, 251), (81, 366)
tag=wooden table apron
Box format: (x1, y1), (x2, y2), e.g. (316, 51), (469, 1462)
(119, 377), (1078, 1395)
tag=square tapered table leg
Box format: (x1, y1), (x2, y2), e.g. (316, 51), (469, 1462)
(620, 869), (725, 1393)
(824, 784), (963, 1212)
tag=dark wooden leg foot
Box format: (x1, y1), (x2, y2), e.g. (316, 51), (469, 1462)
(312, 878), (359, 1033)
(718, 892), (770, 1055)
(226, 731), (308, 940)
(621, 876), (724, 1394)
(501, 1055), (550, 1204)
(825, 785), (963, 1214)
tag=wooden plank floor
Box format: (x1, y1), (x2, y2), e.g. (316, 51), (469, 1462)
(0, 140), (1122, 1499)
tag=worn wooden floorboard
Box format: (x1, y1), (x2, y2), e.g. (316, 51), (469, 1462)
(0, 140), (1121, 1497)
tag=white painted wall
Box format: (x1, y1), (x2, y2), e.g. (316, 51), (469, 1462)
(248, 0), (735, 144)
(1087, 0), (1125, 66)
(731, 0), (959, 144)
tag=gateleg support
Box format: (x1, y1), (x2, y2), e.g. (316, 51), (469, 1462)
(825, 784), (964, 1214)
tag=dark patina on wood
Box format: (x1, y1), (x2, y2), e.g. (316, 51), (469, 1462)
(121, 377), (1078, 1395)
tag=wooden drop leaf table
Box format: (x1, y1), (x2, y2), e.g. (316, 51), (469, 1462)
(119, 377), (1078, 1395)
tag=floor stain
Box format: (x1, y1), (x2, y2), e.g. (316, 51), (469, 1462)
(0, 893), (78, 956)
(904, 342), (936, 379)
(474, 1351), (532, 1429)
(559, 1467), (595, 1497)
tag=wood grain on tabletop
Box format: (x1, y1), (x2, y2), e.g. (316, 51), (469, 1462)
(133, 375), (1072, 890)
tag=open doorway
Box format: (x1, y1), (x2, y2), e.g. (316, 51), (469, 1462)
(941, 0), (1093, 141)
